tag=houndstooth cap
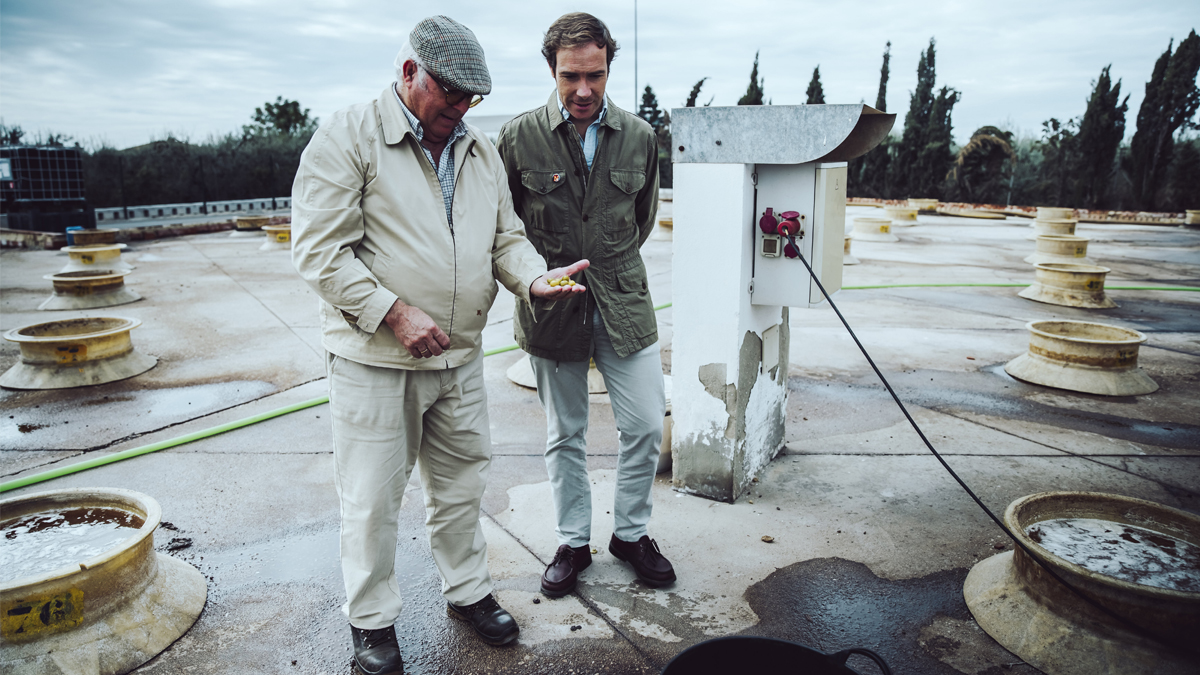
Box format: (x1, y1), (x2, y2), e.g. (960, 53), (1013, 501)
(409, 16), (492, 96)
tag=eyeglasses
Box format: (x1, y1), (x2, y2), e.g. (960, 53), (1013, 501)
(423, 68), (484, 108)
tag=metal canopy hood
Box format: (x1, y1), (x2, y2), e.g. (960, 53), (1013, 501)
(671, 104), (896, 164)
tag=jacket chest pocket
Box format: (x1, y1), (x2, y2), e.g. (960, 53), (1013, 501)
(520, 169), (570, 233)
(605, 169), (645, 235)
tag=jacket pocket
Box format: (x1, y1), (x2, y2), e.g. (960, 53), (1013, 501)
(520, 169), (570, 233)
(615, 265), (657, 340)
(608, 169), (645, 195)
(605, 169), (645, 239)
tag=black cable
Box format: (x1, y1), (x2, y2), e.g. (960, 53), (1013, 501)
(782, 232), (1183, 651)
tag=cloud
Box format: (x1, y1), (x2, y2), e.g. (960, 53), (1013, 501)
(1, 0), (1194, 148)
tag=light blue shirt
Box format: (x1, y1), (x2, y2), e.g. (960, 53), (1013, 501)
(558, 95), (608, 171)
(394, 84), (468, 227)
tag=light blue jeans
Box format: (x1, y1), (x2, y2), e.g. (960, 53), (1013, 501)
(530, 308), (666, 547)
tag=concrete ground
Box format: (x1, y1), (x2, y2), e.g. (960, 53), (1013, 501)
(2, 207), (1198, 674)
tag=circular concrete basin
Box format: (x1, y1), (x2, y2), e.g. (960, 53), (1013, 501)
(71, 228), (119, 246)
(1037, 206), (1075, 220)
(1024, 235), (1092, 265)
(59, 244), (132, 274)
(1018, 263), (1116, 309)
(0, 488), (207, 674)
(506, 353), (606, 394)
(235, 216), (268, 230)
(231, 216), (269, 237)
(883, 205), (918, 226)
(936, 207), (1006, 219)
(908, 198), (938, 211)
(964, 491), (1200, 674)
(39, 270), (142, 311)
(0, 317), (157, 390)
(851, 217), (897, 242)
(652, 216), (673, 241)
(260, 224), (292, 251)
(843, 235), (859, 265)
(1025, 218), (1077, 241)
(1004, 320), (1156, 396)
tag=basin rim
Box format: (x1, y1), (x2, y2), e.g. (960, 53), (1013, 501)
(1024, 319), (1146, 347)
(0, 487), (161, 590)
(4, 316), (142, 344)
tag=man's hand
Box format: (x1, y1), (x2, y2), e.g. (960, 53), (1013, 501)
(383, 299), (451, 359)
(531, 259), (590, 299)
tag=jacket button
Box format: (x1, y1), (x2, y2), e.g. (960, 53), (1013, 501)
(582, 214), (589, 222)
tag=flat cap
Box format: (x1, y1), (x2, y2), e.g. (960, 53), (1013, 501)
(410, 16), (492, 96)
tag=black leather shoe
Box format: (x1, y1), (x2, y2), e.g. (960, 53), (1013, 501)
(541, 544), (592, 597)
(350, 624), (404, 675)
(447, 593), (519, 645)
(608, 534), (676, 588)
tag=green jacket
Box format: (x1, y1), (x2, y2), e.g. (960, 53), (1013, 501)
(497, 93), (660, 361)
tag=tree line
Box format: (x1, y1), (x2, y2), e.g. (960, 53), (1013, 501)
(1, 97), (317, 209)
(635, 31), (1199, 210)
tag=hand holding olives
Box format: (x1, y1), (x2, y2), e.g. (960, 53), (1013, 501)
(532, 259), (590, 299)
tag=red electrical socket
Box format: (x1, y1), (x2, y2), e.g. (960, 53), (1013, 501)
(759, 208), (779, 234)
(777, 211), (801, 237)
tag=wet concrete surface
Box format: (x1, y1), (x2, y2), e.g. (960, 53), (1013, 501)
(2, 210), (1199, 674)
(741, 557), (1039, 674)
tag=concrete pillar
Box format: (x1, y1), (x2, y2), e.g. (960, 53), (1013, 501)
(669, 104), (895, 502)
(671, 163), (790, 502)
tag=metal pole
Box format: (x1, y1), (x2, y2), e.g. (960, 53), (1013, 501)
(118, 153), (128, 219)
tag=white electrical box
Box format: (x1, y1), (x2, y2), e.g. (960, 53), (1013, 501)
(751, 162), (847, 307)
(671, 104), (893, 311)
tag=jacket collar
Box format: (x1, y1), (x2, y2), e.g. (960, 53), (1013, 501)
(544, 91), (622, 132)
(380, 84), (479, 148)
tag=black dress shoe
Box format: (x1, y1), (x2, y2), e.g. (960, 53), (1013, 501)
(350, 624), (404, 675)
(541, 544), (592, 597)
(447, 593), (520, 645)
(608, 534), (676, 587)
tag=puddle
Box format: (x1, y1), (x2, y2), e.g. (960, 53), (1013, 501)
(1028, 517), (1200, 592)
(0, 507), (144, 583)
(0, 380), (276, 451)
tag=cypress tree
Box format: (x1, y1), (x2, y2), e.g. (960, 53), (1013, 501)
(637, 84), (672, 188)
(1129, 30), (1200, 209)
(806, 66), (825, 104)
(638, 84), (666, 134)
(685, 77), (711, 107)
(1166, 138), (1200, 209)
(1072, 66), (1129, 208)
(875, 41), (891, 113)
(849, 42), (892, 198)
(1036, 118), (1078, 206)
(738, 52), (765, 105)
(891, 40), (957, 198)
(915, 85), (960, 197)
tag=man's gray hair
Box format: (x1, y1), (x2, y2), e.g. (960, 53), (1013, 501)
(394, 41), (429, 84)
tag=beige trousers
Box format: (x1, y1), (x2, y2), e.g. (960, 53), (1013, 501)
(327, 351), (493, 630)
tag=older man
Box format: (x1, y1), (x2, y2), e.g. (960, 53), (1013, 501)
(292, 16), (587, 675)
(496, 12), (674, 600)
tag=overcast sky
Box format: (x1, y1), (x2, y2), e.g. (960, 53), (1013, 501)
(1, 0), (1194, 149)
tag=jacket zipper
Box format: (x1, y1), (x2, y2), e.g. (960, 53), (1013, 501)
(445, 154), (464, 368)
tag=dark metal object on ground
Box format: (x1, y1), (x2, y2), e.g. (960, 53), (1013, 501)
(661, 636), (890, 674)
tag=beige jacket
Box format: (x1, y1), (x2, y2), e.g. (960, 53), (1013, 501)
(291, 85), (547, 370)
